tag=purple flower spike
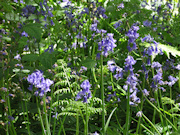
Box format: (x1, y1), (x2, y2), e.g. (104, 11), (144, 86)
(167, 75), (178, 87)
(27, 70), (53, 97)
(76, 80), (92, 103)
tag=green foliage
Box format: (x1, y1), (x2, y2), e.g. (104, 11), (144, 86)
(22, 54), (39, 62)
(22, 23), (42, 42)
(81, 58), (97, 69)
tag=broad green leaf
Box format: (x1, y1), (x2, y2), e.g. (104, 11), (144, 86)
(5, 12), (26, 21)
(81, 58), (96, 69)
(18, 37), (28, 49)
(23, 23), (42, 42)
(22, 54), (39, 62)
(39, 52), (56, 69)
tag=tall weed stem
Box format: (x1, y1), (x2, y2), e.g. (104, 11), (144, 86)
(100, 53), (105, 135)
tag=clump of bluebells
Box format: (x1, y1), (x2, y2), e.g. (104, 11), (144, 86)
(27, 70), (53, 97)
(98, 33), (117, 57)
(75, 80), (92, 103)
(126, 24), (139, 52)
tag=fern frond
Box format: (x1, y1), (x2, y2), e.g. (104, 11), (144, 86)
(58, 112), (77, 117)
(54, 88), (71, 95)
(52, 100), (70, 108)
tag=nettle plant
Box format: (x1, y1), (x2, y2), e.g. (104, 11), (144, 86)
(0, 0), (180, 135)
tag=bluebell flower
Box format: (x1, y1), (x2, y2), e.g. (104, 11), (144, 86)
(8, 116), (14, 121)
(129, 101), (137, 107)
(136, 111), (142, 117)
(107, 60), (117, 73)
(93, 131), (99, 135)
(76, 80), (92, 103)
(126, 25), (139, 52)
(98, 33), (117, 57)
(14, 54), (21, 60)
(95, 6), (108, 19)
(20, 0), (25, 4)
(21, 31), (28, 37)
(143, 20), (152, 27)
(81, 8), (89, 15)
(142, 34), (154, 42)
(151, 62), (162, 69)
(15, 64), (24, 69)
(79, 66), (87, 73)
(124, 55), (136, 72)
(48, 11), (54, 17)
(167, 75), (178, 87)
(142, 89), (149, 96)
(27, 70), (53, 97)
(114, 67), (123, 80)
(114, 21), (122, 29)
(90, 23), (98, 31)
(107, 86), (112, 90)
(0, 99), (5, 103)
(141, 0), (149, 8)
(14, 0), (18, 3)
(0, 87), (7, 92)
(167, 3), (173, 9)
(22, 5), (36, 18)
(175, 64), (180, 70)
(45, 45), (54, 53)
(50, 20), (55, 26)
(118, 3), (124, 9)
(152, 69), (164, 89)
(52, 112), (58, 119)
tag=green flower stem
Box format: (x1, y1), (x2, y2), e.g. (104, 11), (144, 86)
(144, 94), (177, 131)
(124, 85), (130, 135)
(138, 83), (177, 131)
(115, 112), (123, 132)
(136, 75), (145, 134)
(7, 96), (17, 135)
(155, 89), (164, 130)
(76, 111), (79, 135)
(131, 117), (154, 135)
(43, 95), (51, 135)
(159, 88), (170, 133)
(48, 84), (55, 127)
(36, 97), (46, 135)
(170, 86), (175, 126)
(6, 55), (16, 135)
(179, 71), (180, 89)
(20, 100), (31, 135)
(136, 94), (144, 134)
(53, 94), (59, 135)
(2, 59), (9, 135)
(58, 115), (66, 135)
(110, 73), (115, 91)
(142, 113), (161, 135)
(100, 53), (105, 135)
(20, 78), (31, 135)
(85, 103), (88, 135)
